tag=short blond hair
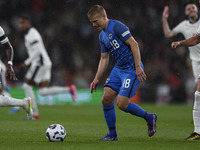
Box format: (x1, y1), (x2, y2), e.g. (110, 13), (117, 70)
(87, 5), (107, 19)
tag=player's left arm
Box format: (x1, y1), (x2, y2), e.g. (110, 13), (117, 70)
(125, 37), (147, 82)
(171, 34), (200, 48)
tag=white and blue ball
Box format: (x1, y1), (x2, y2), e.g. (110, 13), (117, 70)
(46, 124), (66, 142)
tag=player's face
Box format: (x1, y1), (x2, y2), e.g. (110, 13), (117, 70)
(19, 19), (30, 32)
(185, 4), (198, 18)
(90, 15), (106, 31)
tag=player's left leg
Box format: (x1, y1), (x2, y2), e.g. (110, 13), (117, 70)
(117, 95), (157, 137)
(186, 78), (200, 140)
(118, 68), (157, 137)
(37, 65), (77, 102)
(38, 81), (77, 102)
(117, 95), (146, 117)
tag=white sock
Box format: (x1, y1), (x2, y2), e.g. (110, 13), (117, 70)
(23, 83), (39, 115)
(38, 86), (69, 96)
(0, 95), (26, 107)
(193, 91), (200, 134)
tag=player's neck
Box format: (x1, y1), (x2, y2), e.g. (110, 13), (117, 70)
(23, 26), (31, 34)
(189, 15), (199, 23)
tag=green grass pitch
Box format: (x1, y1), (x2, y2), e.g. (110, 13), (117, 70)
(0, 104), (199, 150)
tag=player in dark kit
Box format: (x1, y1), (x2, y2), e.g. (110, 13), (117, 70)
(88, 5), (157, 141)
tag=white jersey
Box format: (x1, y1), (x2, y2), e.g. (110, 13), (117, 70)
(196, 24), (200, 39)
(0, 26), (9, 45)
(173, 19), (200, 62)
(0, 26), (9, 71)
(24, 27), (52, 67)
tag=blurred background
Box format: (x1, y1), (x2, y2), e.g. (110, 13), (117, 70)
(0, 0), (197, 104)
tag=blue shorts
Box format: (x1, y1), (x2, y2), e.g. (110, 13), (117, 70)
(104, 65), (143, 98)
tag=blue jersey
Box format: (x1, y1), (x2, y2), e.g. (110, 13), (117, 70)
(99, 20), (136, 70)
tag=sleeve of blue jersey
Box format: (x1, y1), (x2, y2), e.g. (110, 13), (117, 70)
(100, 41), (108, 53)
(114, 21), (132, 42)
(99, 34), (108, 53)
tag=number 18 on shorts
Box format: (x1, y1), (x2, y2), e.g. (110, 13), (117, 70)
(104, 67), (140, 98)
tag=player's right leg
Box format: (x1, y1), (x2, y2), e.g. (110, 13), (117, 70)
(22, 97), (33, 120)
(98, 87), (118, 141)
(23, 80), (39, 120)
(24, 65), (42, 120)
(0, 95), (33, 119)
(98, 67), (120, 141)
(186, 78), (200, 140)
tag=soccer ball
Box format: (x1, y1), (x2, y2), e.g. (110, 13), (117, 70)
(46, 124), (66, 142)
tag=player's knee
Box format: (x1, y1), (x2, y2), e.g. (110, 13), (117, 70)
(102, 95), (112, 106)
(116, 99), (129, 111)
(38, 88), (48, 96)
(116, 100), (125, 110)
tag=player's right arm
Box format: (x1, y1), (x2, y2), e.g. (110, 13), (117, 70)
(162, 6), (176, 38)
(90, 52), (110, 93)
(171, 34), (200, 48)
(172, 24), (200, 48)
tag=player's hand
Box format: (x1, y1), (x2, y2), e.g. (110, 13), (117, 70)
(162, 6), (169, 19)
(136, 66), (147, 83)
(171, 42), (180, 48)
(90, 79), (99, 93)
(6, 65), (18, 80)
(19, 63), (28, 69)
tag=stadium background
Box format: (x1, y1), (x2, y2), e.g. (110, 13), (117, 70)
(0, 0), (197, 104)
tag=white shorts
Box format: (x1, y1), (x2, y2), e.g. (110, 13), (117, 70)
(25, 65), (51, 84)
(191, 60), (200, 83)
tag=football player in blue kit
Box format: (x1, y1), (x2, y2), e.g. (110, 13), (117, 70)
(88, 5), (157, 141)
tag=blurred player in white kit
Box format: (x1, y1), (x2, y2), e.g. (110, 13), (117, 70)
(18, 16), (77, 120)
(0, 59), (20, 113)
(0, 26), (33, 119)
(162, 0), (200, 83)
(163, 0), (200, 140)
